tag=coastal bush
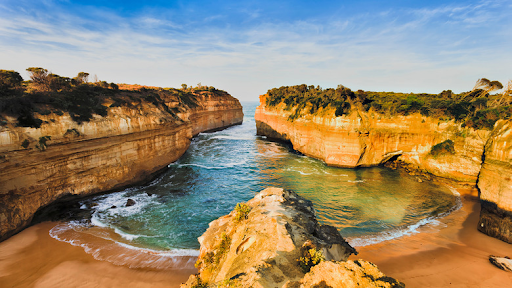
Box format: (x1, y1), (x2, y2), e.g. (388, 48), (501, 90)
(215, 233), (232, 263)
(0, 70), (23, 96)
(0, 67), (230, 127)
(298, 247), (325, 273)
(234, 203), (251, 222)
(429, 140), (455, 157)
(195, 233), (232, 271)
(217, 279), (242, 288)
(190, 278), (209, 288)
(264, 80), (512, 130)
(36, 136), (51, 151)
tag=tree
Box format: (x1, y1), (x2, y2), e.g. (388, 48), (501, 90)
(73, 72), (89, 84)
(181, 84), (187, 90)
(26, 67), (50, 91)
(47, 73), (71, 91)
(472, 78), (503, 96)
(0, 70), (23, 96)
(494, 80), (512, 106)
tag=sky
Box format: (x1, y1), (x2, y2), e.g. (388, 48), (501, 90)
(0, 0), (510, 101)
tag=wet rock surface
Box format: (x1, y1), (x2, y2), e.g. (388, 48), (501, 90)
(489, 255), (512, 272)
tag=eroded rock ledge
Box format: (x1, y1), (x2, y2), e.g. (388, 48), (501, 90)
(182, 187), (403, 288)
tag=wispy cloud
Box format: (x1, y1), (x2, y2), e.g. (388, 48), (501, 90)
(0, 0), (510, 99)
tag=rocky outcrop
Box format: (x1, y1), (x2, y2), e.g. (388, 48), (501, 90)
(182, 187), (403, 288)
(255, 94), (488, 183)
(477, 120), (512, 243)
(0, 91), (243, 241)
(489, 255), (512, 272)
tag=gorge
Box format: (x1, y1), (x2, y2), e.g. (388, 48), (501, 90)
(255, 91), (512, 244)
(1, 83), (511, 287)
(0, 87), (244, 242)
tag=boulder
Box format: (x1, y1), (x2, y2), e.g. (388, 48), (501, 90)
(181, 187), (402, 288)
(489, 255), (512, 272)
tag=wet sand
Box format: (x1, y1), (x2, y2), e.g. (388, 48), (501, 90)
(1, 187), (511, 287)
(0, 221), (195, 288)
(351, 187), (512, 287)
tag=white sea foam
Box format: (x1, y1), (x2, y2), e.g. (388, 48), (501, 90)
(173, 159), (247, 170)
(349, 185), (463, 247)
(49, 222), (199, 270)
(348, 216), (436, 247)
(211, 135), (255, 141)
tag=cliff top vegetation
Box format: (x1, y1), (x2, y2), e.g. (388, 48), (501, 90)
(265, 79), (512, 130)
(0, 67), (229, 128)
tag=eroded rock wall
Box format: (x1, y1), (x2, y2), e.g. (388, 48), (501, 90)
(0, 92), (243, 241)
(477, 120), (512, 243)
(182, 187), (402, 288)
(255, 94), (488, 183)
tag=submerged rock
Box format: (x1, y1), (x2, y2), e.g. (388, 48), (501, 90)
(181, 187), (402, 288)
(126, 199), (136, 207)
(489, 255), (512, 272)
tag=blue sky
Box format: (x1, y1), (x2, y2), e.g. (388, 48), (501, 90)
(1, 0), (510, 100)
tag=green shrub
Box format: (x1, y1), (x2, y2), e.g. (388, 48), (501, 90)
(36, 136), (51, 151)
(217, 278), (241, 287)
(234, 203), (251, 222)
(21, 139), (30, 149)
(190, 277), (208, 288)
(215, 233), (231, 263)
(298, 247), (325, 273)
(430, 140), (455, 157)
(195, 233), (231, 271)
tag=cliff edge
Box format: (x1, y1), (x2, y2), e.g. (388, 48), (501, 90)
(0, 88), (243, 241)
(182, 187), (403, 288)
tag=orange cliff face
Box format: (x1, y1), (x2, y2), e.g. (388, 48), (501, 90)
(0, 91), (243, 241)
(477, 120), (512, 243)
(255, 94), (488, 182)
(255, 94), (512, 243)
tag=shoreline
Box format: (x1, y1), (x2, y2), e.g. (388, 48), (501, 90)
(351, 186), (512, 287)
(1, 187), (511, 287)
(0, 221), (195, 287)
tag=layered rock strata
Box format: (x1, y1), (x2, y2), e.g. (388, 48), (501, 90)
(0, 91), (243, 241)
(255, 94), (488, 183)
(182, 187), (403, 288)
(477, 120), (512, 243)
(255, 94), (512, 244)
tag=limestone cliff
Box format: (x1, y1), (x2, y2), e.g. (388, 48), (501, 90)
(182, 187), (403, 288)
(0, 90), (243, 241)
(255, 94), (512, 244)
(477, 120), (512, 243)
(255, 94), (489, 183)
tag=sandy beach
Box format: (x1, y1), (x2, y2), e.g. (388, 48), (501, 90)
(1, 186), (511, 287)
(0, 221), (196, 288)
(352, 187), (512, 287)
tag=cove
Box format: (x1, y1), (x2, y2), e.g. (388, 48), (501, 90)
(49, 102), (458, 268)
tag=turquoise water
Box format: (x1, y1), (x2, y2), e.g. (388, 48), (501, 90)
(50, 101), (457, 266)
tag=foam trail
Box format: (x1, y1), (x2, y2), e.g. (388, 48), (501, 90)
(49, 222), (198, 270)
(349, 186), (463, 247)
